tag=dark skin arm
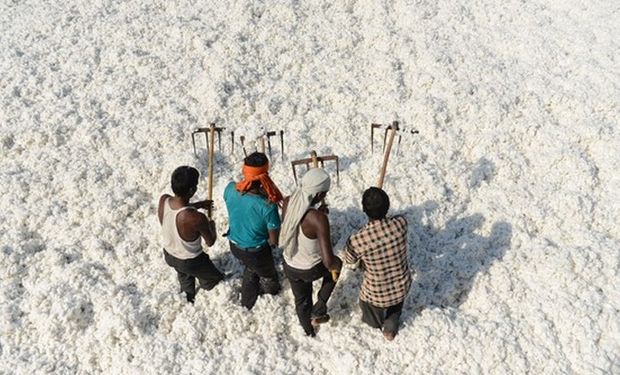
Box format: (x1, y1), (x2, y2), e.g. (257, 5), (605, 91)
(177, 210), (217, 246)
(268, 228), (280, 246)
(188, 199), (214, 211)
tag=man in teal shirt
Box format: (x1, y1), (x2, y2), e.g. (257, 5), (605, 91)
(224, 152), (283, 309)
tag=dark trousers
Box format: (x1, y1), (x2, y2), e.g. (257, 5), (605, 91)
(284, 261), (336, 336)
(359, 300), (404, 333)
(230, 242), (280, 310)
(164, 249), (224, 303)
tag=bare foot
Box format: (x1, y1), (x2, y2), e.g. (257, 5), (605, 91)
(311, 315), (330, 326)
(383, 330), (396, 341)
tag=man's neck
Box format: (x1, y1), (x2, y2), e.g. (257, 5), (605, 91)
(172, 195), (191, 206)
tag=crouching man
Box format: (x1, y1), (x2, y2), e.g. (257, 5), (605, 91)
(158, 166), (225, 303)
(343, 187), (411, 340)
(280, 169), (342, 337)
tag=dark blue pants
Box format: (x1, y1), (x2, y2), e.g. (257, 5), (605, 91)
(359, 300), (404, 333)
(164, 249), (224, 303)
(284, 261), (336, 336)
(230, 242), (280, 310)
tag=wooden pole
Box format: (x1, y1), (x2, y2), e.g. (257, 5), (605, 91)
(207, 123), (216, 217)
(310, 150), (319, 168)
(377, 122), (398, 189)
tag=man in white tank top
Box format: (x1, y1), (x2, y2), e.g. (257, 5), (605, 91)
(158, 166), (224, 303)
(279, 169), (342, 337)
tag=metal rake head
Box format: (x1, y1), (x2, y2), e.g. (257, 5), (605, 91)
(238, 130), (285, 161)
(370, 121), (419, 155)
(291, 150), (340, 185)
(192, 124), (227, 157)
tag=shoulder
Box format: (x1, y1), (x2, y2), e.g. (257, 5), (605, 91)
(262, 199), (280, 214)
(304, 208), (326, 223)
(179, 207), (207, 226)
(300, 209), (322, 228)
(159, 194), (171, 207)
(390, 215), (408, 230)
(348, 221), (372, 245)
(224, 181), (236, 194)
(224, 181), (239, 201)
(346, 226), (365, 250)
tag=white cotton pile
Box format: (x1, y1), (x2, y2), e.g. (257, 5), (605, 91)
(1, 0), (618, 374)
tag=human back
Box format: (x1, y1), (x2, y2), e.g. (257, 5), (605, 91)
(283, 207), (323, 270)
(224, 181), (280, 248)
(347, 215), (410, 305)
(161, 198), (202, 259)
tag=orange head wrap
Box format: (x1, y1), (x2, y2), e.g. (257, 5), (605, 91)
(235, 163), (283, 204)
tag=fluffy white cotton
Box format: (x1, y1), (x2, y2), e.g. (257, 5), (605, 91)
(1, 0), (618, 374)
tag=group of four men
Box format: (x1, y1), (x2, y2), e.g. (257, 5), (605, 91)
(158, 152), (411, 340)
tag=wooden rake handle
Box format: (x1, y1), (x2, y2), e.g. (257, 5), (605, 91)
(377, 122), (399, 189)
(310, 150), (319, 168)
(207, 123), (216, 217)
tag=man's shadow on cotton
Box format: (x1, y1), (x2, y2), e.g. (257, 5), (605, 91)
(328, 201), (512, 324)
(402, 201), (512, 323)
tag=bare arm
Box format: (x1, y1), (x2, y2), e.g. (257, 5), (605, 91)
(268, 228), (280, 246)
(195, 213), (217, 247)
(158, 194), (172, 224)
(268, 197), (286, 247)
(188, 199), (213, 211)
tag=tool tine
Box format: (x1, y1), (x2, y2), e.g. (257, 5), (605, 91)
(204, 132), (209, 153)
(240, 136), (247, 157)
(383, 128), (388, 153)
(280, 130), (285, 161)
(397, 134), (402, 156)
(231, 131), (234, 155)
(192, 132), (197, 157)
(267, 136), (273, 159)
(335, 156), (340, 186)
(371, 124), (374, 153)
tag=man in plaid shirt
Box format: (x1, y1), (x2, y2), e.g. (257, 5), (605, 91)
(343, 187), (411, 341)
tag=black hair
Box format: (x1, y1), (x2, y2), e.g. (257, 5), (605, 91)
(171, 166), (199, 197)
(362, 187), (390, 220)
(244, 152), (269, 167)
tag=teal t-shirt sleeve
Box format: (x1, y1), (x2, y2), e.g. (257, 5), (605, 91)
(224, 181), (235, 201)
(264, 203), (281, 230)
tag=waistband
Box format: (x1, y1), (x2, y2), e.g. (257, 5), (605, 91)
(229, 241), (269, 252)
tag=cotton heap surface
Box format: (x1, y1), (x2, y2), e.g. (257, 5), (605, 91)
(0, 0), (618, 374)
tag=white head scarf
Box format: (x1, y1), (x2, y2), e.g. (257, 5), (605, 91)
(279, 168), (331, 259)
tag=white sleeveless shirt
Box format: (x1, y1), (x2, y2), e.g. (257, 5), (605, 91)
(284, 210), (322, 270)
(161, 198), (202, 259)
